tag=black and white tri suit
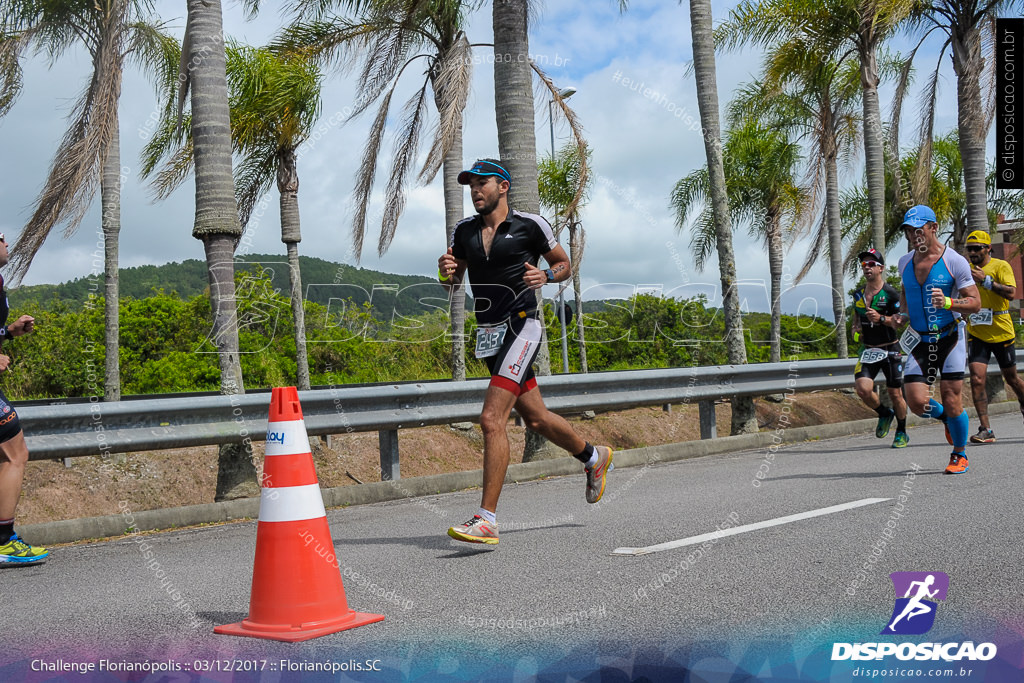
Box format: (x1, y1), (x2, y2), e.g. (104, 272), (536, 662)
(451, 210), (558, 395)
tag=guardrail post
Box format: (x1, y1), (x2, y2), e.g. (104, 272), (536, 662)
(698, 401), (717, 440)
(663, 403), (672, 413)
(379, 430), (400, 481)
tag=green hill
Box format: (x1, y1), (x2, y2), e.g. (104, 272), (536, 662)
(9, 255), (460, 320)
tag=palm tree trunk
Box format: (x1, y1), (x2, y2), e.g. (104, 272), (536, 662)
(825, 147), (849, 359)
(187, 0), (258, 501)
(951, 24), (989, 240)
(101, 109), (121, 402)
(766, 211), (783, 364)
(859, 44), (887, 254)
(285, 242), (310, 390)
(569, 221), (588, 372)
(440, 105), (466, 381)
(493, 0), (553, 459)
(689, 0), (756, 434)
(278, 149), (310, 391)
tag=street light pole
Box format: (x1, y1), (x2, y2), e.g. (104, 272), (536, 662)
(549, 86), (576, 374)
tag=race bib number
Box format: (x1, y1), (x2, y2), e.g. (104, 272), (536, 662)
(474, 323), (507, 358)
(859, 347), (889, 365)
(899, 327), (921, 354)
(969, 308), (993, 326)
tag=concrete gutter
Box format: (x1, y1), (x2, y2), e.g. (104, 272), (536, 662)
(21, 401), (1018, 546)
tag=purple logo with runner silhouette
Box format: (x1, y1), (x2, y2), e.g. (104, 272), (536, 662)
(881, 571), (949, 635)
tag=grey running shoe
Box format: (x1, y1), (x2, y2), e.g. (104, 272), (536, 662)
(585, 446), (614, 504)
(448, 515), (498, 545)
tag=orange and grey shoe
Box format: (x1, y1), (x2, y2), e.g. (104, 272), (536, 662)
(944, 452), (969, 475)
(943, 419), (953, 446)
(969, 428), (995, 444)
(448, 515), (498, 545)
(585, 446), (614, 504)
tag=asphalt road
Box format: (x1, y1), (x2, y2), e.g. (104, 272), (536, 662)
(3, 412), (1023, 682)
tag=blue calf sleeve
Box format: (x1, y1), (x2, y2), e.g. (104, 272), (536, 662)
(923, 398), (946, 421)
(948, 409), (969, 451)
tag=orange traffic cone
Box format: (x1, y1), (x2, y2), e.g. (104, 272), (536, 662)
(214, 386), (384, 642)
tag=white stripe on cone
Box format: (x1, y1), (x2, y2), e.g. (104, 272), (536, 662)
(259, 484), (327, 522)
(265, 420), (310, 456)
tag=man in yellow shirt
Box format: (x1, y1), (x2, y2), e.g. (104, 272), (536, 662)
(964, 230), (1024, 443)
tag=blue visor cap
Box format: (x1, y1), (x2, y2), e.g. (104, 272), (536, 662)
(901, 205), (937, 229)
(457, 160), (512, 185)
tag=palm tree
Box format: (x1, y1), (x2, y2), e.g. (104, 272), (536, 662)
(672, 119), (809, 363)
(718, 0), (916, 261)
(845, 129), (1024, 257)
(892, 1), (1024, 243)
(274, 0), (478, 380)
(612, 0), (756, 432)
(0, 1), (176, 401)
(688, 0), (758, 433)
(539, 143), (593, 372)
(734, 40), (863, 359)
(142, 42), (323, 391)
(180, 0), (259, 500)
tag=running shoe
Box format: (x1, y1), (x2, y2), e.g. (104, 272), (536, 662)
(969, 428), (995, 444)
(0, 534), (49, 564)
(944, 452), (969, 475)
(943, 418), (952, 446)
(875, 411), (895, 438)
(447, 515), (498, 545)
(585, 446), (614, 504)
(891, 431), (909, 448)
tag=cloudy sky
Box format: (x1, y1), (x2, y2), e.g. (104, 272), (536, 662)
(0, 0), (966, 319)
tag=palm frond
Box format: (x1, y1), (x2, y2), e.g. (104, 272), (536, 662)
(234, 149), (279, 227)
(124, 18), (178, 97)
(270, 16), (377, 71)
(377, 75), (430, 256)
(0, 28), (30, 118)
(150, 137), (196, 201)
(350, 84), (396, 260)
(796, 212), (829, 282)
(418, 32), (471, 183)
(8, 13), (124, 283)
(532, 60), (589, 219)
(912, 46), (945, 204)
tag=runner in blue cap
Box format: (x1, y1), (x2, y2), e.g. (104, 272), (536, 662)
(438, 158), (613, 544)
(893, 205), (980, 474)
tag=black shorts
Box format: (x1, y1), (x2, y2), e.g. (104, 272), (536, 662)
(0, 388), (21, 444)
(904, 325), (967, 384)
(854, 349), (904, 388)
(482, 314), (542, 396)
(967, 335), (1017, 369)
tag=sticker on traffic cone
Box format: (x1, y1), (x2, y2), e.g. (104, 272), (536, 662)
(215, 386), (384, 642)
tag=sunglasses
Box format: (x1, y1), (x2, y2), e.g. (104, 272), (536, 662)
(966, 245), (985, 252)
(860, 261), (881, 268)
(0, 233), (5, 243)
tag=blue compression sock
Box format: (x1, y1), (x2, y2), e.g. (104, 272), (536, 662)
(948, 410), (969, 450)
(923, 398), (945, 421)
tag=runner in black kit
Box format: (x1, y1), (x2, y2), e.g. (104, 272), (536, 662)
(0, 232), (48, 563)
(851, 249), (909, 448)
(437, 159), (613, 545)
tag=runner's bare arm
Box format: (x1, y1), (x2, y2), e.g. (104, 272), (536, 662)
(541, 245), (571, 283)
(990, 279), (1016, 301)
(950, 284), (981, 314)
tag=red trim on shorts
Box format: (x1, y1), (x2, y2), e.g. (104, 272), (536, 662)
(522, 377), (538, 393)
(489, 375), (522, 396)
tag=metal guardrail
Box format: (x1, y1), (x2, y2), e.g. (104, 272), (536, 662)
(17, 356), (1019, 478)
